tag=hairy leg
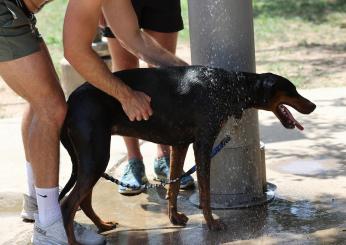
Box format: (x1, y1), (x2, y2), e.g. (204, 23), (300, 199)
(21, 104), (33, 163)
(144, 30), (179, 157)
(0, 42), (66, 188)
(108, 30), (179, 159)
(107, 37), (142, 160)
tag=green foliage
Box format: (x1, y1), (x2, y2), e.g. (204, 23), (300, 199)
(35, 0), (68, 76)
(253, 0), (346, 23)
(179, 0), (190, 42)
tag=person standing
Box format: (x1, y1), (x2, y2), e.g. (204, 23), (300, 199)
(3, 0), (189, 244)
(0, 0), (104, 244)
(99, 0), (195, 195)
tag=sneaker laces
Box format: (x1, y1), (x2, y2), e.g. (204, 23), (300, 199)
(123, 165), (137, 176)
(124, 160), (144, 176)
(122, 164), (132, 177)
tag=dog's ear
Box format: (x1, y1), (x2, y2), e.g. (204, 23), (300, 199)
(254, 74), (277, 106)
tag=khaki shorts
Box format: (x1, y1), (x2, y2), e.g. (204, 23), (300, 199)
(0, 0), (41, 62)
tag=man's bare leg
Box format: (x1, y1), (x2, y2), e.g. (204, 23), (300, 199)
(0, 42), (66, 227)
(143, 30), (194, 189)
(21, 105), (37, 221)
(107, 37), (142, 161)
(107, 30), (194, 192)
(143, 30), (179, 158)
(108, 31), (178, 161)
(0, 42), (105, 244)
(0, 42), (65, 188)
(22, 104), (34, 164)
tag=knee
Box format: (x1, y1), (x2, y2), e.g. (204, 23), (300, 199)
(34, 97), (67, 129)
(53, 102), (68, 128)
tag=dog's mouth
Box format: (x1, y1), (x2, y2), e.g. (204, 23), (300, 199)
(275, 104), (304, 130)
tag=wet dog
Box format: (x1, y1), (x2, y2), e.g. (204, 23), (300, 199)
(59, 65), (316, 244)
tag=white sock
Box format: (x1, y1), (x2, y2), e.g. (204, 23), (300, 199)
(25, 161), (36, 198)
(35, 186), (62, 227)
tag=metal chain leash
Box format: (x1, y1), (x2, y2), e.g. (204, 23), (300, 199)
(102, 135), (231, 190)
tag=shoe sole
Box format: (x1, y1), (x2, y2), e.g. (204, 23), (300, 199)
(32, 236), (68, 245)
(21, 211), (36, 222)
(118, 185), (147, 195)
(118, 188), (144, 195)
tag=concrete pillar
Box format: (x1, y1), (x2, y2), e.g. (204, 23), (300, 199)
(188, 0), (274, 208)
(60, 33), (112, 98)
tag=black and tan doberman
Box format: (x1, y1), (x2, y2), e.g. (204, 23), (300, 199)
(59, 65), (316, 244)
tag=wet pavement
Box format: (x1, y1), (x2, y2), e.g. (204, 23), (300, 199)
(0, 87), (346, 244)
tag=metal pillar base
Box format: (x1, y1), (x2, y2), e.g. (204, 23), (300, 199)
(189, 182), (276, 210)
(189, 141), (276, 209)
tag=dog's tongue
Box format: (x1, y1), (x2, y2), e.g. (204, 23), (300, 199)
(279, 105), (304, 131)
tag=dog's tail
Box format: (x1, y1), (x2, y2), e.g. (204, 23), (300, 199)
(59, 124), (78, 201)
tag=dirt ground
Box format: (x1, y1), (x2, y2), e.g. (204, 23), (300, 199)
(256, 41), (346, 88)
(0, 41), (345, 118)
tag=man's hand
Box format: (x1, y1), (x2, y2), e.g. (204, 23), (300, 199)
(119, 89), (153, 121)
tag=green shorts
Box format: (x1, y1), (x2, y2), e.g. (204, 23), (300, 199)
(0, 0), (41, 62)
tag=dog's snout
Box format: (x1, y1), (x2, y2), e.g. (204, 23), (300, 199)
(310, 102), (316, 111)
(299, 99), (316, 114)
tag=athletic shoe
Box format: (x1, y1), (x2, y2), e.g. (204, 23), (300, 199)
(32, 214), (105, 245)
(118, 158), (148, 195)
(21, 194), (38, 222)
(153, 156), (195, 189)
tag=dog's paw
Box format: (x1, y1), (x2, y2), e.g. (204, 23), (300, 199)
(207, 219), (227, 231)
(97, 221), (118, 232)
(170, 212), (189, 226)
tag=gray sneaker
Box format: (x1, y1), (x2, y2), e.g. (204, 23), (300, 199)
(118, 158), (148, 195)
(32, 214), (105, 245)
(154, 156), (195, 189)
(21, 194), (38, 222)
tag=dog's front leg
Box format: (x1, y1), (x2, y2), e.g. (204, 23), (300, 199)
(167, 145), (189, 226)
(168, 145), (189, 226)
(193, 141), (227, 231)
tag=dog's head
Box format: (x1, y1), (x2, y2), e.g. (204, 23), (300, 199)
(253, 73), (316, 130)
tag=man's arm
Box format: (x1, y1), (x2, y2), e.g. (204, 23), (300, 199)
(102, 0), (188, 67)
(64, 0), (152, 121)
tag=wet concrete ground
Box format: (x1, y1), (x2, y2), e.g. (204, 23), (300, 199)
(0, 87), (346, 244)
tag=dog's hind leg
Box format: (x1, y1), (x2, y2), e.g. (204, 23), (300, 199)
(59, 125), (78, 201)
(61, 120), (113, 244)
(193, 139), (227, 231)
(167, 144), (189, 226)
(77, 124), (118, 232)
(80, 191), (118, 232)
